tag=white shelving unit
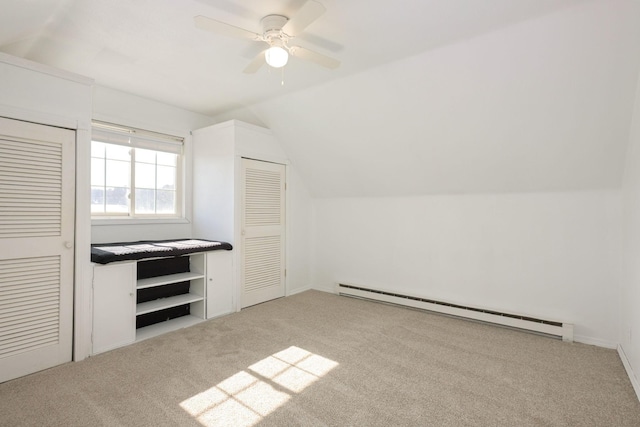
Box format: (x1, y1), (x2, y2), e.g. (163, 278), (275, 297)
(134, 252), (206, 342)
(91, 249), (234, 355)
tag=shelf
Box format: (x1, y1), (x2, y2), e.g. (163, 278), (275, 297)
(135, 315), (205, 342)
(136, 272), (204, 289)
(136, 293), (204, 316)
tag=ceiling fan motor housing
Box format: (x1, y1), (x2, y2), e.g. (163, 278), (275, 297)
(262, 14), (289, 39)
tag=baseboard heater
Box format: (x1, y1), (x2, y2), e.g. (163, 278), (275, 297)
(336, 283), (573, 342)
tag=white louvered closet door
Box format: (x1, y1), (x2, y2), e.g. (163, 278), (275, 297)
(240, 158), (285, 308)
(0, 117), (75, 383)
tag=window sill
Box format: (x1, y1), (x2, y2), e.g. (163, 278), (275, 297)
(91, 217), (190, 226)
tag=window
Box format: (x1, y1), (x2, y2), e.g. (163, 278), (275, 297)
(91, 122), (183, 218)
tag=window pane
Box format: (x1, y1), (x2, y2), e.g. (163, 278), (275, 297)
(91, 158), (105, 186)
(91, 186), (105, 213)
(91, 141), (106, 158)
(90, 129), (183, 219)
(156, 190), (176, 214)
(106, 159), (130, 187)
(157, 165), (176, 190)
(105, 187), (129, 213)
(135, 162), (156, 189)
(157, 152), (177, 166)
(106, 144), (130, 161)
(135, 188), (155, 214)
(136, 148), (156, 164)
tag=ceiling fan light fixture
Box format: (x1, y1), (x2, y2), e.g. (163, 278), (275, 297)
(265, 46), (289, 68)
(195, 2), (340, 75)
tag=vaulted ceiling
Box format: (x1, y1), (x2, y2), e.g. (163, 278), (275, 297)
(2, 0), (640, 197)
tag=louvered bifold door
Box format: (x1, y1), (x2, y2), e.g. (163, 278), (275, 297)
(240, 159), (285, 308)
(0, 117), (75, 383)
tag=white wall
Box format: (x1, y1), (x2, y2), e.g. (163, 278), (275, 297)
(91, 85), (217, 243)
(621, 70), (640, 396)
(92, 85), (216, 132)
(286, 166), (314, 295)
(312, 190), (621, 347)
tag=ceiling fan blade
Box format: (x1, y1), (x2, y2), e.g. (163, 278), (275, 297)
(289, 45), (340, 69)
(282, 0), (326, 36)
(243, 50), (266, 74)
(194, 15), (261, 41)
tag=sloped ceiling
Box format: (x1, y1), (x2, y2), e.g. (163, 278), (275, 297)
(225, 0), (640, 196)
(1, 0), (640, 196)
(0, 0), (585, 115)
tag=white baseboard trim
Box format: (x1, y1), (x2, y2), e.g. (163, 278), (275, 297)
(287, 285), (312, 296)
(618, 345), (640, 402)
(573, 335), (618, 349)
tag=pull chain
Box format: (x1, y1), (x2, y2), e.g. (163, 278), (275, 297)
(266, 64), (286, 86)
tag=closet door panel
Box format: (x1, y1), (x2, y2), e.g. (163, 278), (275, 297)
(240, 159), (285, 308)
(0, 117), (75, 382)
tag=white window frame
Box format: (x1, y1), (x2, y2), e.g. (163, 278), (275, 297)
(90, 121), (186, 221)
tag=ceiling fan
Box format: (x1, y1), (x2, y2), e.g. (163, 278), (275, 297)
(194, 0), (340, 73)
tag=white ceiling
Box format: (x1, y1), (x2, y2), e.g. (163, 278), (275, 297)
(2, 0), (640, 197)
(1, 0), (587, 116)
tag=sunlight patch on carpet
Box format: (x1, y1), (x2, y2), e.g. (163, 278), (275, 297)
(180, 346), (338, 427)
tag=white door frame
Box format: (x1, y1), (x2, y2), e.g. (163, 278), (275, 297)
(0, 106), (93, 363)
(0, 117), (76, 381)
(232, 154), (290, 311)
(239, 158), (286, 308)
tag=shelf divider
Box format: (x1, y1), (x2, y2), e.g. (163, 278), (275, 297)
(136, 272), (204, 289)
(135, 315), (204, 342)
(136, 293), (204, 316)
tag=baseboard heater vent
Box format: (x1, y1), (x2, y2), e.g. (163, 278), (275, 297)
(336, 283), (573, 342)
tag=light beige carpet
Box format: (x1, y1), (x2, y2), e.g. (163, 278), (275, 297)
(1, 290), (639, 426)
